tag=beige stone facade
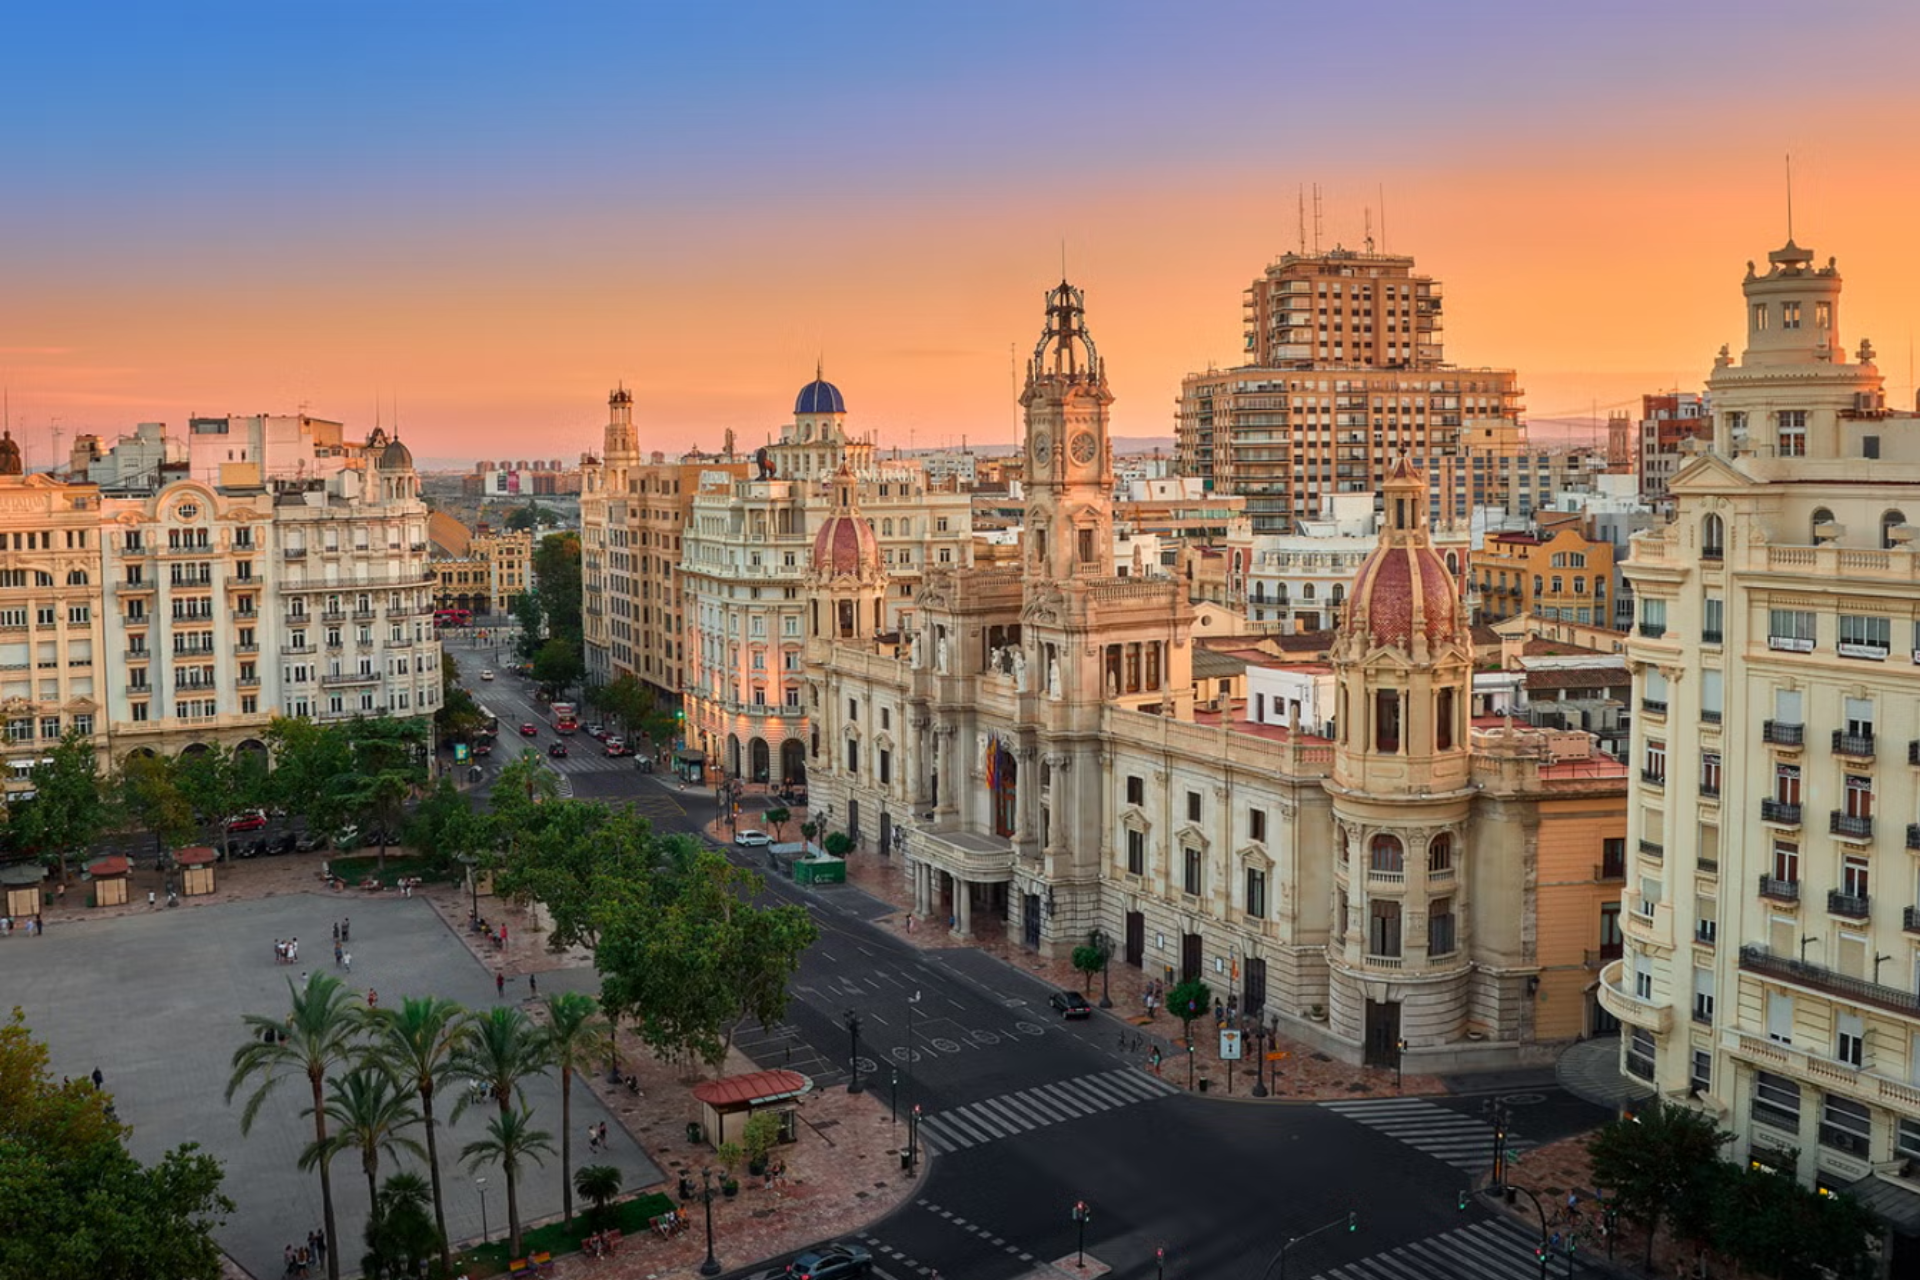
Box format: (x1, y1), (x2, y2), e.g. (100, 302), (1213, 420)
(1614, 239), (1920, 1214)
(809, 283), (1625, 1070)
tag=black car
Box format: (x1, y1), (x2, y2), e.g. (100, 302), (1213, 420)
(269, 831), (298, 855)
(1049, 990), (1093, 1019)
(548, 742), (569, 758)
(783, 1243), (873, 1280)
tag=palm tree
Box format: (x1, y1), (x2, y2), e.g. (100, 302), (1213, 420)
(227, 972), (365, 1280)
(543, 992), (609, 1227)
(365, 1171), (440, 1280)
(460, 1107), (556, 1259)
(449, 1005), (552, 1127)
(367, 995), (469, 1279)
(573, 1164), (623, 1230)
(299, 1065), (426, 1210)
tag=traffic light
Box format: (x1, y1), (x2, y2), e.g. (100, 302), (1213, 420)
(1457, 1189), (1469, 1210)
(1534, 1244), (1548, 1263)
(1346, 1212), (1357, 1232)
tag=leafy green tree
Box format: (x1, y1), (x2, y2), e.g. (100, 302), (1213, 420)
(227, 973), (368, 1280)
(543, 992), (610, 1226)
(823, 831), (853, 858)
(173, 743), (267, 864)
(1166, 978), (1213, 1050)
(366, 996), (469, 1280)
(115, 752), (196, 862)
(459, 1107), (555, 1260)
(764, 807), (791, 843)
(1586, 1098), (1732, 1268)
(491, 801), (651, 954)
(361, 1171), (441, 1280)
(403, 776), (485, 876)
(266, 717), (355, 840)
(572, 1164), (623, 1230)
(1070, 943), (1107, 994)
(532, 637), (584, 699)
(13, 729), (108, 884)
(298, 1065), (425, 1210)
(436, 679), (486, 747)
(448, 1006), (552, 1128)
(532, 532), (583, 645)
(512, 589), (545, 662)
(0, 1008), (234, 1280)
(335, 717), (428, 871)
(504, 505), (541, 533)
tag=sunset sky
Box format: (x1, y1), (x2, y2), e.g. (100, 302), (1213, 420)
(6, 1), (1920, 468)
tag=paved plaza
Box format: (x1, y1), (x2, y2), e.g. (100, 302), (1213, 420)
(0, 890), (662, 1278)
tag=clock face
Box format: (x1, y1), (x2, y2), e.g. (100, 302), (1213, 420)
(1069, 432), (1098, 466)
(1031, 431), (1052, 461)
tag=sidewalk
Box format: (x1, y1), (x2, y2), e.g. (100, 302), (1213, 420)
(728, 811), (1444, 1103)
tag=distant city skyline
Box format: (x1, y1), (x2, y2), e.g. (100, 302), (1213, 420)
(6, 1), (1919, 466)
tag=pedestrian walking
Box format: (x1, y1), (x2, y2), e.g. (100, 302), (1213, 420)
(332, 922), (339, 943)
(343, 951), (352, 973)
(334, 942), (343, 967)
(290, 937), (299, 963)
(148, 889), (156, 908)
(341, 917), (350, 943)
(598, 1121), (608, 1148)
(528, 972), (538, 997)
(90, 1067), (103, 1090)
(315, 1228), (326, 1261)
(586, 1123), (599, 1154)
(366, 988), (377, 1008)
(496, 971), (506, 998)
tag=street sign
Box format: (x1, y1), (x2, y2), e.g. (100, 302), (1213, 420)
(1219, 1028), (1243, 1060)
(454, 743), (469, 763)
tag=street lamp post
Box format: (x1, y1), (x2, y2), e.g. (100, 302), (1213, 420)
(1251, 1024), (1269, 1098)
(890, 1068), (899, 1126)
(1260, 1211), (1357, 1280)
(845, 1010), (864, 1094)
(698, 1166), (722, 1277)
(1395, 1037), (1406, 1093)
(906, 990), (921, 1171)
(1071, 1200), (1091, 1270)
(474, 1176), (489, 1246)
(1482, 1098), (1513, 1187)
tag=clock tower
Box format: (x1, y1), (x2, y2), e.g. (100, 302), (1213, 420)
(1021, 280), (1115, 583)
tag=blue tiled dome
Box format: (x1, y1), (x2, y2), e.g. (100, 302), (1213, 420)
(795, 378), (846, 415)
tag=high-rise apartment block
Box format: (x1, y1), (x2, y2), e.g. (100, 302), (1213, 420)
(1610, 239), (1920, 1219)
(1638, 392), (1712, 512)
(1177, 249), (1523, 534)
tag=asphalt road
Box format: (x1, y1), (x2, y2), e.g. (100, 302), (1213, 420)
(449, 646), (1616, 1280)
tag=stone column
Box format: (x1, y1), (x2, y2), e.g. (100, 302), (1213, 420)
(953, 880), (971, 938)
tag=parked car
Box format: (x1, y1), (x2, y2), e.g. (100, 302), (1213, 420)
(587, 723), (607, 740)
(604, 740), (629, 757)
(472, 740), (493, 757)
(270, 831), (298, 855)
(734, 829), (773, 848)
(548, 742), (569, 758)
(1049, 990), (1093, 1020)
(480, 669), (495, 681)
(783, 1243), (873, 1280)
(519, 722), (539, 737)
(295, 832), (325, 853)
(225, 809), (268, 833)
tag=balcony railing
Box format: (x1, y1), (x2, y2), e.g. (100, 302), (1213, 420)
(1830, 812), (1874, 840)
(1828, 890), (1871, 919)
(1701, 710), (1723, 725)
(1761, 799), (1803, 825)
(1911, 739), (1920, 766)
(1763, 720), (1805, 746)
(1702, 629), (1724, 644)
(1638, 839), (1664, 861)
(1909, 823), (1920, 852)
(1697, 856), (1719, 874)
(1641, 769), (1666, 787)
(1739, 942), (1920, 1019)
(1758, 875), (1801, 903)
(1597, 857), (1626, 881)
(1638, 622), (1666, 638)
(1641, 699), (1668, 715)
(1905, 906), (1920, 934)
(1695, 923), (1718, 947)
(1832, 731), (1876, 759)
(1700, 783), (1721, 798)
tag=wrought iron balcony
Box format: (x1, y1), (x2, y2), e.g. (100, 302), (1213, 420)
(1702, 629), (1724, 644)
(1908, 823), (1920, 852)
(1828, 890), (1870, 919)
(1701, 710), (1722, 725)
(1757, 875), (1801, 903)
(1904, 906), (1920, 934)
(1763, 720), (1804, 746)
(1760, 799), (1802, 825)
(1739, 943), (1920, 1020)
(1638, 839), (1664, 861)
(1830, 812), (1874, 840)
(1638, 622), (1666, 638)
(1641, 699), (1667, 715)
(1832, 731), (1876, 759)
(1641, 769), (1667, 787)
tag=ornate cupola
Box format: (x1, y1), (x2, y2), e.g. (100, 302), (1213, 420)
(1330, 454), (1471, 796)
(1020, 280), (1115, 583)
(809, 461), (885, 642)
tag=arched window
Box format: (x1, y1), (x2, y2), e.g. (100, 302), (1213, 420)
(1374, 689), (1401, 753)
(1812, 507), (1835, 543)
(65, 569), (88, 586)
(881, 518), (894, 536)
(1428, 834), (1453, 874)
(1702, 513), (1725, 559)
(1445, 551), (1459, 573)
(1331, 583), (1345, 604)
(1369, 834), (1404, 875)
(1882, 510), (1907, 550)
(1303, 583), (1316, 601)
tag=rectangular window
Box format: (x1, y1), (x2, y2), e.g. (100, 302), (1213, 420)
(1644, 740), (1666, 782)
(1838, 614), (1890, 659)
(1639, 598), (1666, 637)
(1126, 775), (1144, 806)
(1821, 1094), (1871, 1155)
(1767, 608), (1816, 652)
(1126, 828), (1145, 876)
(1700, 752), (1722, 796)
(1245, 868), (1267, 920)
(1690, 1049), (1712, 1095)
(878, 750), (891, 786)
(1782, 301), (1802, 329)
(1186, 790), (1201, 822)
(1692, 968), (1714, 1024)
(1766, 990), (1794, 1045)
(1777, 409), (1807, 457)
(1627, 1027), (1656, 1081)
(1249, 808), (1267, 843)
(1703, 596), (1724, 642)
(1753, 303), (1770, 332)
(1753, 1070), (1800, 1131)
(1429, 899), (1455, 957)
(1182, 847), (1202, 896)
(1836, 1011), (1866, 1068)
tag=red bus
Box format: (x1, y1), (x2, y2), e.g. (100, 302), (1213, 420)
(434, 608), (472, 628)
(551, 702), (579, 734)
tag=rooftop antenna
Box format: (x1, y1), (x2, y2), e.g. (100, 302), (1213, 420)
(1297, 186), (1306, 254)
(1785, 152), (1794, 240)
(1364, 208), (1374, 254)
(1060, 238), (1067, 280)
(1312, 184), (1323, 255)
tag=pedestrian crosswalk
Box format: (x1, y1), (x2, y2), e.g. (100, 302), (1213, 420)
(1305, 1215), (1556, 1280)
(1318, 1097), (1533, 1172)
(916, 1068), (1177, 1154)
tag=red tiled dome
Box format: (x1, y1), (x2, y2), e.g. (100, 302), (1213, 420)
(812, 514), (880, 576)
(1350, 544), (1459, 648)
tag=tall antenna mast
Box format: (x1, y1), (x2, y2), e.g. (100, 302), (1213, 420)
(1785, 152), (1794, 240)
(1297, 186), (1306, 254)
(1312, 184), (1323, 255)
(1364, 208), (1374, 254)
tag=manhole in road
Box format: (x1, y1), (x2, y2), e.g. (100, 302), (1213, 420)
(1498, 1092), (1548, 1105)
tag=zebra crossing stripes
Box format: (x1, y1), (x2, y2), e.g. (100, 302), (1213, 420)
(1319, 1097), (1532, 1172)
(917, 1069), (1176, 1154)
(1306, 1215), (1552, 1280)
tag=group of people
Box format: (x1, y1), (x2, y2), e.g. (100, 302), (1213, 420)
(582, 1229), (620, 1258)
(0, 915), (43, 937)
(585, 1120), (612, 1153)
(273, 937), (301, 965)
(1142, 978), (1165, 1018)
(282, 1231), (326, 1277)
